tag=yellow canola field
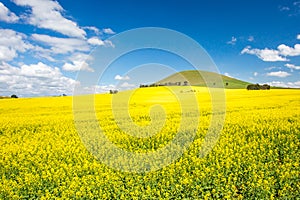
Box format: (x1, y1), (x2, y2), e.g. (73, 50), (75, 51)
(0, 87), (299, 199)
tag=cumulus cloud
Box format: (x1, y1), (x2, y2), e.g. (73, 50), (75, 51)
(115, 75), (130, 80)
(267, 81), (300, 88)
(0, 62), (78, 96)
(285, 63), (300, 70)
(62, 53), (94, 72)
(32, 45), (56, 62)
(62, 61), (93, 72)
(277, 44), (300, 56)
(120, 82), (135, 88)
(242, 43), (300, 62)
(103, 28), (115, 34)
(87, 37), (105, 46)
(297, 34), (300, 40)
(254, 72), (258, 76)
(266, 71), (291, 78)
(73, 84), (118, 95)
(31, 34), (89, 54)
(104, 40), (115, 48)
(12, 0), (86, 38)
(0, 29), (33, 61)
(0, 1), (115, 97)
(68, 52), (91, 62)
(83, 26), (100, 35)
(20, 62), (60, 78)
(227, 36), (237, 45)
(31, 34), (112, 57)
(77, 82), (135, 95)
(0, 2), (19, 23)
(94, 84), (117, 93)
(241, 46), (288, 62)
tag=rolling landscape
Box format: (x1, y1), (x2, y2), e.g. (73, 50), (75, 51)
(1, 73), (299, 198)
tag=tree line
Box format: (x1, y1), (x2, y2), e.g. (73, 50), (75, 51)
(247, 84), (270, 90)
(140, 81), (189, 88)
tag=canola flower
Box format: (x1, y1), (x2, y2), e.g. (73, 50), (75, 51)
(0, 87), (299, 199)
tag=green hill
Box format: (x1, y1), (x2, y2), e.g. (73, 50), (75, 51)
(156, 70), (251, 89)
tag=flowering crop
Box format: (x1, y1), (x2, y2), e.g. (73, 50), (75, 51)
(0, 88), (299, 199)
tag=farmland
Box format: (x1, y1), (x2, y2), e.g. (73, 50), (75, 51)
(0, 87), (299, 199)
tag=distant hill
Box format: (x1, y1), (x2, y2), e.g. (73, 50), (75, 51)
(156, 70), (251, 89)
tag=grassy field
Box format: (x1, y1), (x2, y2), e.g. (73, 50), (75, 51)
(157, 70), (251, 89)
(0, 87), (299, 199)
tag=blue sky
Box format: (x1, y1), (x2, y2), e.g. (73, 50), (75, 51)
(0, 0), (300, 96)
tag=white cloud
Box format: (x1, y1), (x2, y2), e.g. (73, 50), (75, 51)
(12, 0), (86, 38)
(241, 46), (287, 62)
(248, 36), (254, 42)
(31, 34), (112, 57)
(227, 36), (237, 45)
(74, 84), (118, 95)
(32, 45), (56, 62)
(62, 53), (94, 72)
(68, 52), (90, 62)
(0, 2), (19, 23)
(83, 26), (100, 35)
(120, 82), (135, 88)
(285, 63), (300, 70)
(254, 72), (258, 76)
(87, 37), (105, 46)
(62, 61), (93, 72)
(31, 34), (89, 54)
(224, 72), (232, 78)
(0, 29), (33, 61)
(242, 43), (300, 62)
(0, 62), (78, 96)
(297, 34), (300, 40)
(266, 71), (291, 78)
(104, 40), (115, 48)
(115, 75), (130, 80)
(95, 84), (117, 93)
(20, 62), (60, 78)
(267, 81), (300, 88)
(277, 44), (300, 56)
(103, 28), (115, 34)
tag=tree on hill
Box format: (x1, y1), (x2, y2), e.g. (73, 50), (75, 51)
(11, 94), (18, 98)
(109, 90), (118, 94)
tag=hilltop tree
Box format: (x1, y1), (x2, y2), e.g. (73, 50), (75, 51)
(11, 94), (18, 98)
